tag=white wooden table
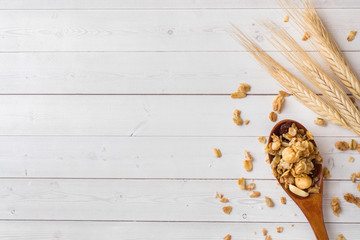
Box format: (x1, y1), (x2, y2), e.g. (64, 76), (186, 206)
(0, 1), (359, 239)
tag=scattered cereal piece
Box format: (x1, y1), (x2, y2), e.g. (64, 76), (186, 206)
(223, 234), (231, 240)
(276, 227), (283, 233)
(358, 182), (360, 192)
(348, 156), (355, 163)
(291, 224), (294, 227)
(222, 206), (232, 214)
(272, 94), (285, 113)
(350, 139), (358, 150)
(357, 172), (360, 178)
(231, 92), (247, 99)
(280, 196), (287, 204)
(314, 117), (327, 126)
(244, 150), (252, 161)
(302, 32), (310, 41)
(358, 144), (360, 153)
(269, 112), (277, 122)
(347, 30), (357, 41)
(214, 191), (218, 198)
(265, 196), (274, 207)
(233, 109), (243, 126)
(238, 178), (246, 190)
(220, 197), (229, 203)
(283, 15), (289, 22)
(335, 141), (349, 151)
(243, 160), (253, 172)
(337, 234), (346, 240)
(258, 136), (267, 144)
(214, 192), (224, 199)
(238, 83), (251, 93)
(245, 183), (256, 191)
(344, 193), (360, 208)
(265, 235), (272, 240)
(331, 197), (341, 217)
(250, 191), (261, 198)
(323, 167), (331, 179)
(244, 119), (250, 125)
(265, 155), (270, 164)
(213, 148), (222, 158)
(262, 228), (268, 236)
(351, 173), (357, 183)
(279, 90), (290, 97)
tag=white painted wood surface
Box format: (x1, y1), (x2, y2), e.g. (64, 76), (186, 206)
(0, 1), (359, 239)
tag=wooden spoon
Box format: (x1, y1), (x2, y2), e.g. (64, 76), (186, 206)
(268, 119), (328, 240)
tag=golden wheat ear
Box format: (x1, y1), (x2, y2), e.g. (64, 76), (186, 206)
(262, 21), (360, 135)
(228, 24), (352, 133)
(277, 0), (360, 101)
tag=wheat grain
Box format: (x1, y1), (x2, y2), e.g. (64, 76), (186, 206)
(276, 0), (360, 101)
(263, 23), (360, 135)
(228, 24), (352, 133)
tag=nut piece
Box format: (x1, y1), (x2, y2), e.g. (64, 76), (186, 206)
(213, 148), (222, 158)
(233, 109), (243, 126)
(344, 193), (360, 208)
(244, 119), (250, 125)
(302, 32), (310, 41)
(331, 197), (341, 217)
(347, 30), (357, 41)
(214, 192), (223, 199)
(295, 175), (312, 190)
(272, 94), (285, 113)
(249, 191), (261, 198)
(265, 196), (274, 207)
(231, 91), (247, 99)
(335, 141), (349, 151)
(276, 227), (283, 233)
(222, 206), (232, 214)
(245, 183), (256, 191)
(279, 90), (290, 97)
(238, 178), (246, 190)
(337, 234), (346, 240)
(244, 150), (252, 161)
(282, 147), (297, 163)
(223, 234), (232, 240)
(283, 15), (289, 22)
(323, 167), (331, 179)
(280, 196), (287, 204)
(220, 197), (229, 203)
(238, 83), (251, 93)
(351, 173), (356, 183)
(265, 235), (272, 240)
(348, 156), (355, 163)
(314, 117), (327, 126)
(269, 112), (277, 122)
(262, 228), (268, 236)
(350, 139), (358, 150)
(258, 136), (267, 144)
(289, 184), (309, 197)
(243, 160), (253, 172)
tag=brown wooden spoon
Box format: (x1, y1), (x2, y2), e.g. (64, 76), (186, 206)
(268, 119), (328, 240)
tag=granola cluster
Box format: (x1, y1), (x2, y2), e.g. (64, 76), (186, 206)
(265, 122), (322, 197)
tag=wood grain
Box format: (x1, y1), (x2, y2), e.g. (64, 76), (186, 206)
(0, 136), (357, 179)
(0, 179), (357, 222)
(0, 10), (357, 51)
(1, 221), (357, 240)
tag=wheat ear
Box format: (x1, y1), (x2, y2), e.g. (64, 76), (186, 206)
(229, 24), (351, 133)
(263, 23), (360, 135)
(276, 0), (360, 101)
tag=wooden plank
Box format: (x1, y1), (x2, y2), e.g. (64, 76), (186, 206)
(0, 10), (357, 51)
(0, 95), (355, 136)
(0, 136), (357, 179)
(1, 51), (360, 94)
(0, 221), (357, 240)
(0, 179), (357, 222)
(0, 0), (358, 9)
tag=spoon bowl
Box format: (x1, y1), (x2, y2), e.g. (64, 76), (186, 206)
(268, 119), (328, 240)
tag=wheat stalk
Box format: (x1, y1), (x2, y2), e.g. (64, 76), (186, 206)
(276, 0), (360, 101)
(229, 24), (352, 133)
(263, 22), (360, 135)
